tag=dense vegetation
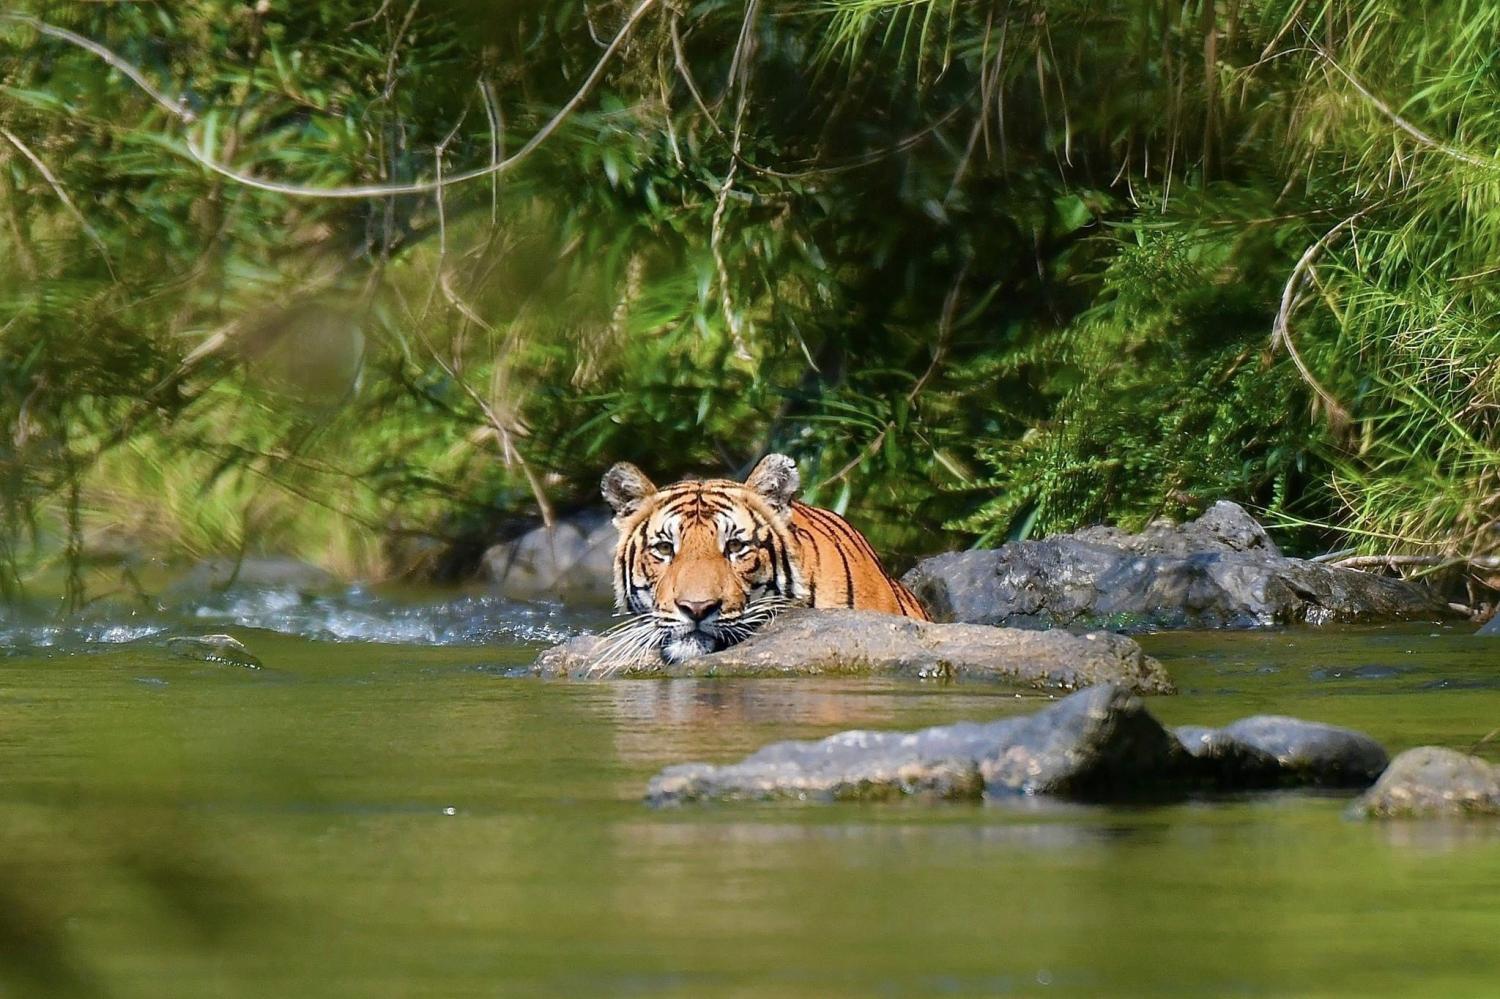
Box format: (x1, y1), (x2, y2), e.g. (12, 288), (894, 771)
(1, 1), (1496, 604)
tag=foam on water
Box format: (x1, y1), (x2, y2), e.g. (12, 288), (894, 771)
(0, 585), (598, 654)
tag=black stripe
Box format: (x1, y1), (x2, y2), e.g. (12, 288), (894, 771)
(616, 532), (629, 606)
(753, 507), (796, 598)
(800, 504), (910, 611)
(623, 532), (639, 609)
(744, 508), (782, 595)
(792, 526), (817, 603)
(800, 504), (884, 567)
(836, 541), (854, 607)
(801, 505), (909, 608)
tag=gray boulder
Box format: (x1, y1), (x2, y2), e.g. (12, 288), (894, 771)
(532, 608), (1174, 694)
(482, 509), (617, 602)
(903, 501), (1451, 630)
(1351, 747), (1500, 818)
(1174, 716), (1389, 788)
(646, 683), (1388, 805)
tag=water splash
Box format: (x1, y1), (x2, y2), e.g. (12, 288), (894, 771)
(0, 586), (603, 655)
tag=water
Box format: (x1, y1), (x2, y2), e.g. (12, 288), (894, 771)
(1, 593), (1499, 997)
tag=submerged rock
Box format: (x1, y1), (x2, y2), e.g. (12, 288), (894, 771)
(646, 683), (1388, 805)
(902, 501), (1451, 630)
(164, 634), (263, 669)
(532, 608), (1175, 694)
(1351, 747), (1500, 818)
(481, 509), (616, 602)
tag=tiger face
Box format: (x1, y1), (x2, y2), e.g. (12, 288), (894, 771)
(601, 454), (807, 663)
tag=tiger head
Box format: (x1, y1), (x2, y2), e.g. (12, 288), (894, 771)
(600, 453), (807, 663)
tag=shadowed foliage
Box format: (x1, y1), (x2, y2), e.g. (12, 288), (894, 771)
(0, 0), (1495, 606)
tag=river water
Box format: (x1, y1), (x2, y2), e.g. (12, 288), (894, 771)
(1, 588), (1498, 997)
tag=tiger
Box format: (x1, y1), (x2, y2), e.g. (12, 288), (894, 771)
(598, 453), (929, 666)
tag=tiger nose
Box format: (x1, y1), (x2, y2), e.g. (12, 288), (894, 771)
(676, 599), (721, 623)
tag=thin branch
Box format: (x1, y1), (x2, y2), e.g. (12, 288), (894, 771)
(478, 79), (504, 225)
(1271, 210), (1373, 427)
(1333, 553), (1500, 570)
(669, 12), (969, 183)
(7, 2), (657, 200)
(0, 127), (114, 275)
(710, 0), (759, 363)
(0, 13), (197, 122)
(821, 261), (970, 488)
(418, 330), (555, 528)
(1310, 37), (1500, 172)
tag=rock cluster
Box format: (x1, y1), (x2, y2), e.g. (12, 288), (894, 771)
(902, 501), (1451, 630)
(646, 683), (1389, 805)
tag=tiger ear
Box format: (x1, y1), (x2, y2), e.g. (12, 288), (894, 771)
(602, 462), (657, 521)
(745, 453), (800, 517)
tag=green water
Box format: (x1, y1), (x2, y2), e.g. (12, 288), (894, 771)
(3, 621), (1500, 997)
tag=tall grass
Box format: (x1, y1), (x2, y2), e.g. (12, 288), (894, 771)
(0, 0), (1496, 600)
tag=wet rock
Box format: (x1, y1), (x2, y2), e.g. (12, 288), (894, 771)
(481, 509), (616, 602)
(646, 683), (1388, 805)
(1174, 717), (1388, 788)
(532, 608), (1175, 694)
(164, 634), (262, 669)
(168, 556), (336, 596)
(902, 501), (1451, 631)
(1351, 747), (1500, 818)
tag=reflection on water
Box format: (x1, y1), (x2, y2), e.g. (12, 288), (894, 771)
(0, 618), (1498, 995)
(597, 679), (1056, 764)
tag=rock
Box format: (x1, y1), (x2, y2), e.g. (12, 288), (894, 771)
(1174, 716), (1389, 788)
(532, 608), (1175, 694)
(168, 556), (336, 596)
(645, 683), (1388, 805)
(902, 501), (1452, 630)
(481, 509), (616, 602)
(164, 634), (263, 669)
(1351, 747), (1500, 818)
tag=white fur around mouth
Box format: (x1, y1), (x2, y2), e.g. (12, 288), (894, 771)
(661, 629), (718, 663)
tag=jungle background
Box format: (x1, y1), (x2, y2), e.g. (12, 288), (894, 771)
(2, 0), (1498, 608)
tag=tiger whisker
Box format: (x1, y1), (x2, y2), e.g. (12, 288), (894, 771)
(587, 613), (668, 679)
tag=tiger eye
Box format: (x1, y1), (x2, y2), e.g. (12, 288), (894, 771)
(651, 540), (674, 558)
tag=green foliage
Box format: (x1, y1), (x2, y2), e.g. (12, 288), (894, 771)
(0, 0), (1496, 596)
(953, 217), (1324, 545)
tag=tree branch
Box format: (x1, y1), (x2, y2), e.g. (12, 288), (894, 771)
(4, 1), (658, 200)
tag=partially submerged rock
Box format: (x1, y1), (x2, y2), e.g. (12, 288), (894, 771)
(902, 501), (1451, 630)
(1351, 747), (1500, 818)
(646, 683), (1388, 805)
(532, 608), (1174, 694)
(164, 634), (262, 669)
(1175, 716), (1389, 788)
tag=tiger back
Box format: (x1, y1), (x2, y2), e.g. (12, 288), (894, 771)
(600, 453), (928, 664)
